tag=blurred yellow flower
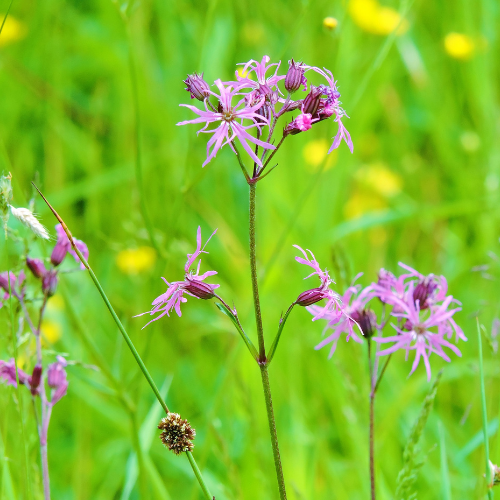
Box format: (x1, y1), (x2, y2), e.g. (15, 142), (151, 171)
(237, 67), (250, 79)
(116, 246), (157, 275)
(444, 32), (475, 60)
(302, 139), (337, 171)
(47, 294), (65, 311)
(344, 189), (387, 219)
(355, 162), (402, 197)
(323, 17), (338, 30)
(0, 15), (27, 47)
(41, 319), (63, 345)
(349, 0), (409, 36)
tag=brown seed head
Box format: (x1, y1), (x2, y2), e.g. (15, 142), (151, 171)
(158, 413), (196, 455)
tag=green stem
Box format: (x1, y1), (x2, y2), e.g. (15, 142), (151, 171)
(260, 365), (287, 500)
(368, 339), (376, 500)
(478, 319), (493, 498)
(248, 183), (287, 500)
(186, 451), (213, 500)
(249, 184), (265, 360)
(7, 255), (32, 499)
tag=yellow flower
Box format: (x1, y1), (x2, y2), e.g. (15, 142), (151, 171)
(0, 15), (27, 47)
(237, 67), (250, 78)
(355, 162), (402, 197)
(41, 319), (63, 345)
(349, 0), (409, 36)
(344, 189), (387, 219)
(323, 17), (339, 30)
(47, 294), (65, 311)
(302, 139), (337, 171)
(444, 32), (475, 60)
(116, 246), (157, 275)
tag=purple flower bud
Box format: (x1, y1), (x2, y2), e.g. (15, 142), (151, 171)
(50, 241), (68, 267)
(350, 309), (377, 338)
(413, 276), (438, 310)
(0, 358), (29, 387)
(0, 271), (15, 293)
(296, 287), (326, 307)
(301, 86), (323, 116)
(47, 356), (68, 405)
(29, 364), (42, 395)
(183, 73), (211, 101)
(26, 257), (47, 280)
(184, 278), (216, 300)
(285, 59), (307, 94)
(42, 270), (58, 297)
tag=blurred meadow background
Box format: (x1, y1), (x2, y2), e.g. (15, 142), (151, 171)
(1, 0), (499, 498)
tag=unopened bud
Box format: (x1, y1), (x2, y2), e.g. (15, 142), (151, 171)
(285, 59), (307, 93)
(296, 287), (326, 306)
(301, 86), (323, 116)
(42, 270), (58, 297)
(51, 241), (68, 267)
(47, 356), (67, 388)
(183, 73), (211, 101)
(158, 413), (196, 455)
(350, 309), (377, 338)
(29, 364), (42, 395)
(184, 278), (215, 300)
(413, 277), (437, 310)
(26, 257), (47, 279)
(0, 271), (15, 293)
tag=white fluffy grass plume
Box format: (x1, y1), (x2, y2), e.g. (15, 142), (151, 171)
(9, 205), (50, 239)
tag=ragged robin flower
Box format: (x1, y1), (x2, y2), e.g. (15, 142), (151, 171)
(137, 226), (220, 326)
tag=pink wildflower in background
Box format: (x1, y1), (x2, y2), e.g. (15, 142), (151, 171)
(177, 79), (275, 167)
(137, 227), (220, 326)
(310, 282), (377, 358)
(0, 358), (29, 387)
(51, 224), (89, 269)
(293, 245), (343, 318)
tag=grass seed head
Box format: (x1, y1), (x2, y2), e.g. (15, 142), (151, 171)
(158, 413), (196, 455)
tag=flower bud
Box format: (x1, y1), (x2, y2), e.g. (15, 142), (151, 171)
(301, 86), (323, 116)
(350, 309), (377, 338)
(158, 413), (196, 455)
(296, 287), (326, 306)
(285, 59), (307, 93)
(0, 271), (15, 293)
(47, 356), (67, 388)
(26, 257), (47, 280)
(413, 277), (438, 310)
(183, 73), (211, 101)
(42, 270), (58, 297)
(284, 113), (313, 136)
(51, 241), (68, 267)
(184, 278), (216, 300)
(29, 364), (42, 395)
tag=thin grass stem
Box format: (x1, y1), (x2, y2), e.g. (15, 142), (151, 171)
(478, 318), (494, 499)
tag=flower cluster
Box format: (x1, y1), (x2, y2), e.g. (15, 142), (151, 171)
(0, 356), (68, 405)
(297, 258), (464, 380)
(158, 413), (196, 455)
(179, 55), (353, 170)
(137, 227), (219, 326)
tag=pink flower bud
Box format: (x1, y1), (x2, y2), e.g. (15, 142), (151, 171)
(184, 278), (216, 300)
(29, 364), (42, 395)
(50, 241), (68, 267)
(301, 86), (323, 116)
(0, 271), (15, 293)
(296, 287), (326, 307)
(285, 59), (307, 94)
(183, 73), (211, 101)
(42, 270), (58, 297)
(26, 257), (47, 279)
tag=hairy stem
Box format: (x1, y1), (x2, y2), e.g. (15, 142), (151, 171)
(368, 340), (376, 500)
(249, 184), (265, 359)
(249, 183), (287, 499)
(260, 365), (287, 500)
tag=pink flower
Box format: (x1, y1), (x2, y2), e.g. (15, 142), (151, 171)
(309, 282), (377, 358)
(295, 113), (313, 131)
(232, 55), (285, 91)
(311, 66), (353, 153)
(137, 227), (220, 327)
(51, 224), (89, 270)
(177, 79), (275, 168)
(0, 270), (26, 306)
(47, 356), (68, 405)
(374, 282), (464, 381)
(293, 245), (343, 319)
(0, 358), (29, 387)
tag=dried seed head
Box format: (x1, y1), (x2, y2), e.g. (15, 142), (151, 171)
(9, 206), (49, 239)
(158, 413), (196, 455)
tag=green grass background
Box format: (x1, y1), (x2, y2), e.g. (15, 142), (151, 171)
(1, 0), (499, 498)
